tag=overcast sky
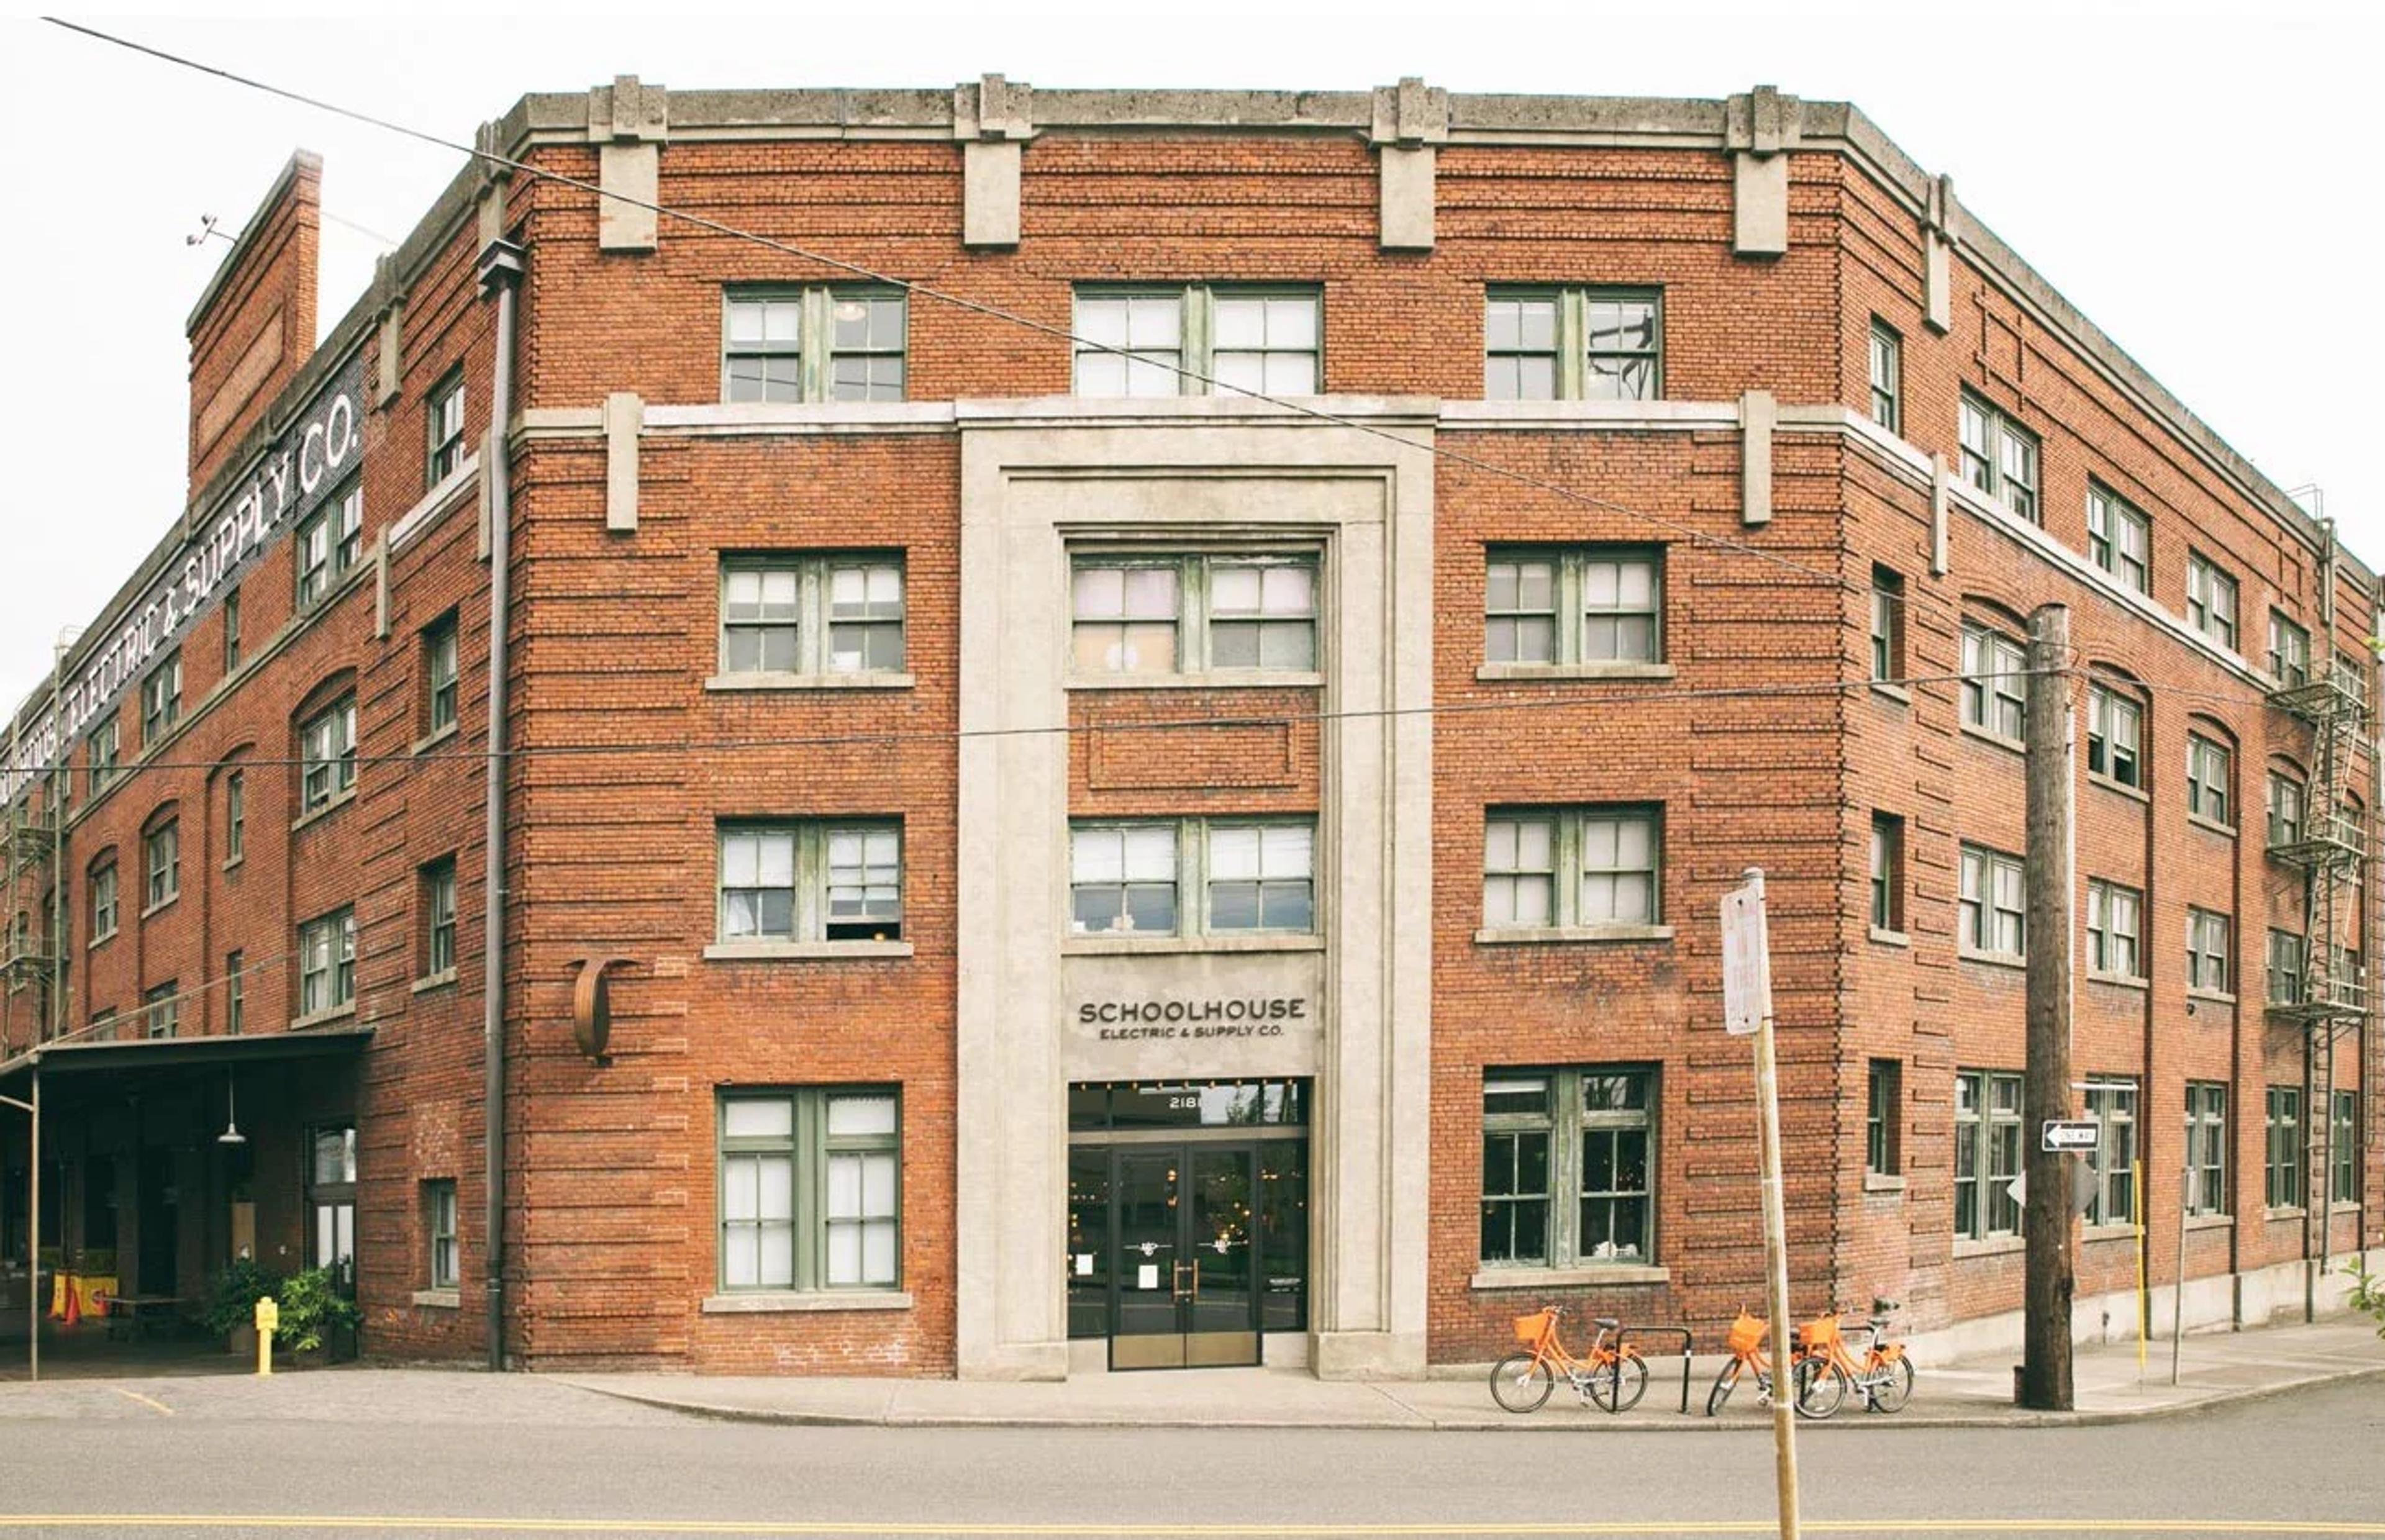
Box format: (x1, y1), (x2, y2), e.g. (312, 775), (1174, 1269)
(4, 2), (2379, 713)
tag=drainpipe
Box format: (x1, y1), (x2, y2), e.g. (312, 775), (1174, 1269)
(476, 237), (524, 1372)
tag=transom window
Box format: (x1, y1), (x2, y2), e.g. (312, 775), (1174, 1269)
(1068, 818), (1315, 938)
(144, 820), (179, 911)
(1868, 320), (1901, 433)
(2087, 684), (2142, 789)
(1960, 622), (2027, 741)
(1073, 286), (1320, 397)
(2187, 908), (2231, 994)
(1955, 1069), (2024, 1239)
(2186, 553), (2239, 651)
(300, 695), (358, 813)
(1484, 547), (1663, 666)
(2185, 1083), (2227, 1218)
(428, 370), (468, 484)
(2083, 1080), (2138, 1226)
(722, 286), (908, 404)
(298, 908), (357, 1018)
(1480, 1066), (1656, 1268)
(719, 555), (907, 677)
(717, 822), (904, 945)
(2086, 879), (2141, 981)
(2186, 733), (2232, 827)
(1070, 553), (1316, 676)
(1484, 287), (1662, 401)
(1482, 807), (1661, 931)
(1958, 845), (2025, 960)
(2266, 611), (2310, 688)
(1958, 394), (2040, 523)
(142, 653), (182, 746)
(719, 1088), (901, 1292)
(2086, 484), (2150, 594)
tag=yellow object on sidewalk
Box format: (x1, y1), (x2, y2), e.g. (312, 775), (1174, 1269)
(48, 1272), (117, 1321)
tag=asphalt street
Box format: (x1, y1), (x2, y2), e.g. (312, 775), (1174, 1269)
(0, 1369), (2379, 1539)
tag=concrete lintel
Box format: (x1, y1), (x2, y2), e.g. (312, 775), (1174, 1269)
(1931, 451), (1952, 575)
(1740, 388), (1776, 526)
(604, 392), (642, 533)
(1378, 145), (1436, 251)
(963, 140), (1022, 249)
(597, 142), (660, 253)
(1369, 78), (1449, 147)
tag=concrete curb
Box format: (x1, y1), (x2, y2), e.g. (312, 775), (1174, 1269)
(562, 1360), (2385, 1434)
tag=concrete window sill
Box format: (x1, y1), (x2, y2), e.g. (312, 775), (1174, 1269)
(704, 672), (916, 692)
(1953, 1235), (2025, 1259)
(2187, 813), (2238, 839)
(222, 855), (245, 874)
(1863, 1172), (1907, 1194)
(2263, 1207), (2306, 1223)
(290, 1003), (360, 1032)
(701, 1291), (914, 1314)
(411, 969), (460, 995)
(1958, 948), (2027, 972)
(1061, 933), (1325, 956)
(702, 940), (914, 962)
(140, 895), (180, 922)
(1473, 661), (1676, 683)
(412, 722), (461, 757)
(1064, 672), (1324, 692)
(410, 1289), (461, 1310)
(2082, 1223), (2139, 1242)
(1960, 723), (2025, 758)
(291, 787), (358, 834)
(88, 930), (119, 953)
(1470, 1265), (1668, 1290)
(2184, 1213), (2235, 1233)
(1868, 926), (1910, 948)
(1474, 924), (1674, 946)
(2186, 988), (2237, 1007)
(2087, 772), (2150, 804)
(1869, 682), (1912, 705)
(2087, 972), (2150, 992)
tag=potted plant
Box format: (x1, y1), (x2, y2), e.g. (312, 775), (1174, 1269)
(203, 1257), (281, 1356)
(274, 1266), (362, 1364)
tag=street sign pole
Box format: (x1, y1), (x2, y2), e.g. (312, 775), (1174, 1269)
(1724, 867), (1797, 1540)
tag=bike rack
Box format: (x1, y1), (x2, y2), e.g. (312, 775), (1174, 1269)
(1616, 1324), (1694, 1415)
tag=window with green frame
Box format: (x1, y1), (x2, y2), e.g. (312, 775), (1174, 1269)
(722, 286), (908, 404)
(2332, 1091), (2360, 1207)
(1480, 1066), (1656, 1268)
(2265, 1086), (2302, 1210)
(2185, 1082), (2227, 1217)
(1958, 392), (2040, 523)
(2082, 1079), (2138, 1226)
(716, 822), (903, 944)
(1071, 284), (1320, 397)
(1483, 546), (1665, 666)
(1483, 805), (1661, 931)
(1068, 817), (1315, 938)
(1484, 286), (1662, 401)
(1955, 1069), (2023, 1239)
(718, 1088), (901, 1292)
(1865, 1058), (1902, 1177)
(1068, 551), (1317, 676)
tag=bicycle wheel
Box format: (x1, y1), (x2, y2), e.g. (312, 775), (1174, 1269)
(1704, 1357), (1743, 1417)
(1589, 1352), (1650, 1413)
(1793, 1356), (1848, 1420)
(1489, 1351), (1556, 1413)
(1865, 1355), (1915, 1414)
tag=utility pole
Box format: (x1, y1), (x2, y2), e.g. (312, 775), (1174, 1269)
(1722, 867), (1797, 1540)
(2021, 603), (2075, 1410)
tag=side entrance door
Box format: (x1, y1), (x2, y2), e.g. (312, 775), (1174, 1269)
(1109, 1145), (1258, 1370)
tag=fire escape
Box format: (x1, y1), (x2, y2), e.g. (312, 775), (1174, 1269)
(2, 787), (61, 1048)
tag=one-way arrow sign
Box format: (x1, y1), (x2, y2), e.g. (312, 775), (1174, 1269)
(2041, 1119), (2099, 1153)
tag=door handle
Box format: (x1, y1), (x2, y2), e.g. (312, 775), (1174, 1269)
(1171, 1260), (1193, 1302)
(1189, 1260), (1200, 1302)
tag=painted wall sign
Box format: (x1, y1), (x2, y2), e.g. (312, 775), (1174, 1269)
(4, 353), (368, 804)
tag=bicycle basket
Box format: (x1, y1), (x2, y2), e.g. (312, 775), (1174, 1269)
(1726, 1311), (1766, 1356)
(1513, 1311), (1555, 1349)
(1797, 1315), (1841, 1351)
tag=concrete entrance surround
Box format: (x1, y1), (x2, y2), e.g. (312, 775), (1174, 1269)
(954, 398), (1437, 1380)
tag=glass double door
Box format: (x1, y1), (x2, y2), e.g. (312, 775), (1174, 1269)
(1110, 1146), (1260, 1370)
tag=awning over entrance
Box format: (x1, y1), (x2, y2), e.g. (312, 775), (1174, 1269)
(0, 1025), (374, 1089)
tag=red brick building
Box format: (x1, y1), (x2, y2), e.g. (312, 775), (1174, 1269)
(3, 79), (2378, 1377)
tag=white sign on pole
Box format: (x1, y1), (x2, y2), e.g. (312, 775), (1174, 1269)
(1721, 880), (1771, 1037)
(2041, 1120), (2099, 1153)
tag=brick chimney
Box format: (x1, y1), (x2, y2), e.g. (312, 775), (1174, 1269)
(186, 150), (321, 496)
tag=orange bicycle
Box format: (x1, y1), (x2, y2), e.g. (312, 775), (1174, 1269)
(1491, 1305), (1649, 1413)
(1704, 1308), (1787, 1416)
(1791, 1300), (1913, 1418)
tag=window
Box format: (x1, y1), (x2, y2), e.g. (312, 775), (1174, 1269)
(2267, 929), (2306, 1007)
(88, 716), (119, 797)
(2084, 485), (2150, 594)
(1955, 1069), (2025, 1239)
(141, 653), (182, 746)
(1869, 566), (1904, 682)
(1958, 845), (2025, 960)
(141, 980), (179, 1040)
(424, 615), (459, 735)
(2186, 908), (2231, 994)
(2335, 649), (2371, 712)
(89, 861), (118, 943)
(2186, 553), (2239, 651)
(428, 369), (466, 483)
(1484, 547), (1663, 666)
(2265, 1087), (2303, 1210)
(300, 695), (358, 813)
(716, 822), (903, 944)
(90, 1008), (117, 1043)
(1958, 394), (2040, 523)
(1960, 622), (2027, 740)
(1484, 287), (1661, 401)
(2268, 612), (2310, 688)
(1866, 1059), (1902, 1177)
(1869, 813), (1904, 933)
(716, 555), (907, 677)
(296, 481), (363, 606)
(2333, 1092), (2360, 1206)
(1868, 320), (1901, 433)
(1073, 286), (1320, 397)
(225, 951), (245, 1035)
(422, 858), (457, 979)
(309, 1126), (357, 1292)
(2083, 1080), (2138, 1226)
(2186, 734), (2232, 827)
(225, 772), (245, 864)
(1070, 553), (1316, 676)
(2087, 685), (2142, 788)
(2186, 1083), (2228, 1218)
(144, 820), (179, 910)
(1068, 818), (1315, 938)
(223, 586), (242, 673)
(723, 287), (908, 403)
(719, 1089), (901, 1292)
(425, 1181), (459, 1291)
(298, 908), (357, 1018)
(2267, 772), (2307, 849)
(1483, 807), (1661, 931)
(2087, 880), (2142, 981)
(1479, 1067), (1656, 1267)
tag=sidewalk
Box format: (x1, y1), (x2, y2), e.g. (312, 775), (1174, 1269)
(564, 1316), (2385, 1432)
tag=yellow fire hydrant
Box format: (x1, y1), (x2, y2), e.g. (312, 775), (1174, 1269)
(253, 1295), (279, 1377)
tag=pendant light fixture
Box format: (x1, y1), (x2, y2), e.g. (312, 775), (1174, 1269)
(217, 1072), (247, 1146)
